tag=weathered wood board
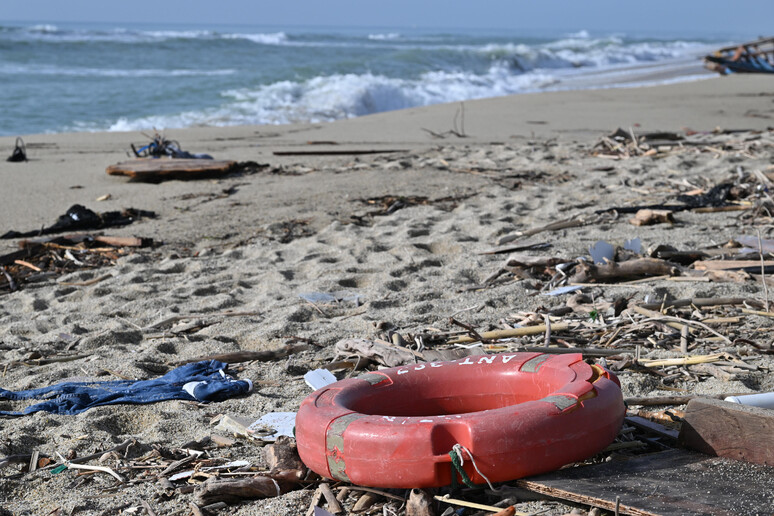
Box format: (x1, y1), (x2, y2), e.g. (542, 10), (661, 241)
(515, 449), (774, 515)
(106, 159), (237, 182)
(678, 397), (774, 466)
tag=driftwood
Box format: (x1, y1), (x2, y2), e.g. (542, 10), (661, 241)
(264, 436), (306, 483)
(407, 489), (435, 516)
(351, 492), (381, 512)
(628, 209), (674, 226)
(679, 397), (774, 466)
(570, 258), (680, 283)
(106, 159), (237, 182)
(193, 476), (290, 505)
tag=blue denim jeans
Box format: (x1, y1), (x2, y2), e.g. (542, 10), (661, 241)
(0, 360), (252, 416)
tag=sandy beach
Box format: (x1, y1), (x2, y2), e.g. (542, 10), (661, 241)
(1, 74), (774, 515)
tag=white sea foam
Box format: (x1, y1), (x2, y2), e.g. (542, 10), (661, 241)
(478, 38), (710, 72)
(27, 24), (59, 33)
(103, 66), (559, 132)
(224, 32), (288, 45)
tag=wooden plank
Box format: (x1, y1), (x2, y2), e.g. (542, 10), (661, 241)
(678, 397), (774, 466)
(515, 449), (774, 515)
(624, 415), (679, 440)
(106, 159), (237, 182)
(693, 260), (774, 273)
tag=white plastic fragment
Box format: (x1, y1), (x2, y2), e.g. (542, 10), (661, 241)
(724, 392), (774, 409)
(544, 285), (584, 296)
(304, 368), (337, 390)
(214, 414), (255, 438)
(247, 411), (297, 441)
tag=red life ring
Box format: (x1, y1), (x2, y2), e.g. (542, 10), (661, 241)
(296, 352), (624, 488)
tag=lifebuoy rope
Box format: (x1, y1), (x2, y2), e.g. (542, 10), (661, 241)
(449, 444), (499, 492)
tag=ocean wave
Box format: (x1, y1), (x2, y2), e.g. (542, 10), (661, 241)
(478, 38), (709, 71)
(142, 29), (217, 39)
(102, 66), (558, 132)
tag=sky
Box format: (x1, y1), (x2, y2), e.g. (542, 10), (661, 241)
(2, 0), (774, 37)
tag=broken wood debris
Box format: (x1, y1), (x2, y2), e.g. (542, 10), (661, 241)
(0, 233), (154, 293)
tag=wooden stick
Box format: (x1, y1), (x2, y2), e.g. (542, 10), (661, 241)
(448, 323), (570, 344)
(306, 487), (324, 516)
(434, 495), (528, 515)
(13, 259), (41, 272)
(639, 354), (723, 368)
(742, 308), (774, 317)
(516, 217), (586, 238)
(319, 483), (343, 514)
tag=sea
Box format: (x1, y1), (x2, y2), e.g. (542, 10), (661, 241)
(0, 22), (743, 137)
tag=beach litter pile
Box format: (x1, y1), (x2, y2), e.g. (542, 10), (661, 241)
(2, 124), (774, 515)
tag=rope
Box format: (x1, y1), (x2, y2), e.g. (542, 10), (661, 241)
(448, 443), (499, 492)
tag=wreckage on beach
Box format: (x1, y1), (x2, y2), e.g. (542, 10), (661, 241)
(704, 37), (774, 74)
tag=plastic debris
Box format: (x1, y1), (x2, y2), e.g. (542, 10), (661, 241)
(304, 369), (337, 390)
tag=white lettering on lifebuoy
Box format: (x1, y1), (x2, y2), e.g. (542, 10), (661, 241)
(419, 419), (434, 423)
(383, 416), (396, 422)
(393, 354), (523, 377)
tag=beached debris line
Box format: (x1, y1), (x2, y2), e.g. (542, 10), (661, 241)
(478, 234), (774, 293)
(329, 294), (769, 382)
(0, 233), (152, 293)
(591, 126), (774, 160)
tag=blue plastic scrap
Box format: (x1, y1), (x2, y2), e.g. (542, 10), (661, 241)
(0, 360), (252, 416)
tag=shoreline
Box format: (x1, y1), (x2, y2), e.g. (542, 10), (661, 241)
(1, 75), (772, 243)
